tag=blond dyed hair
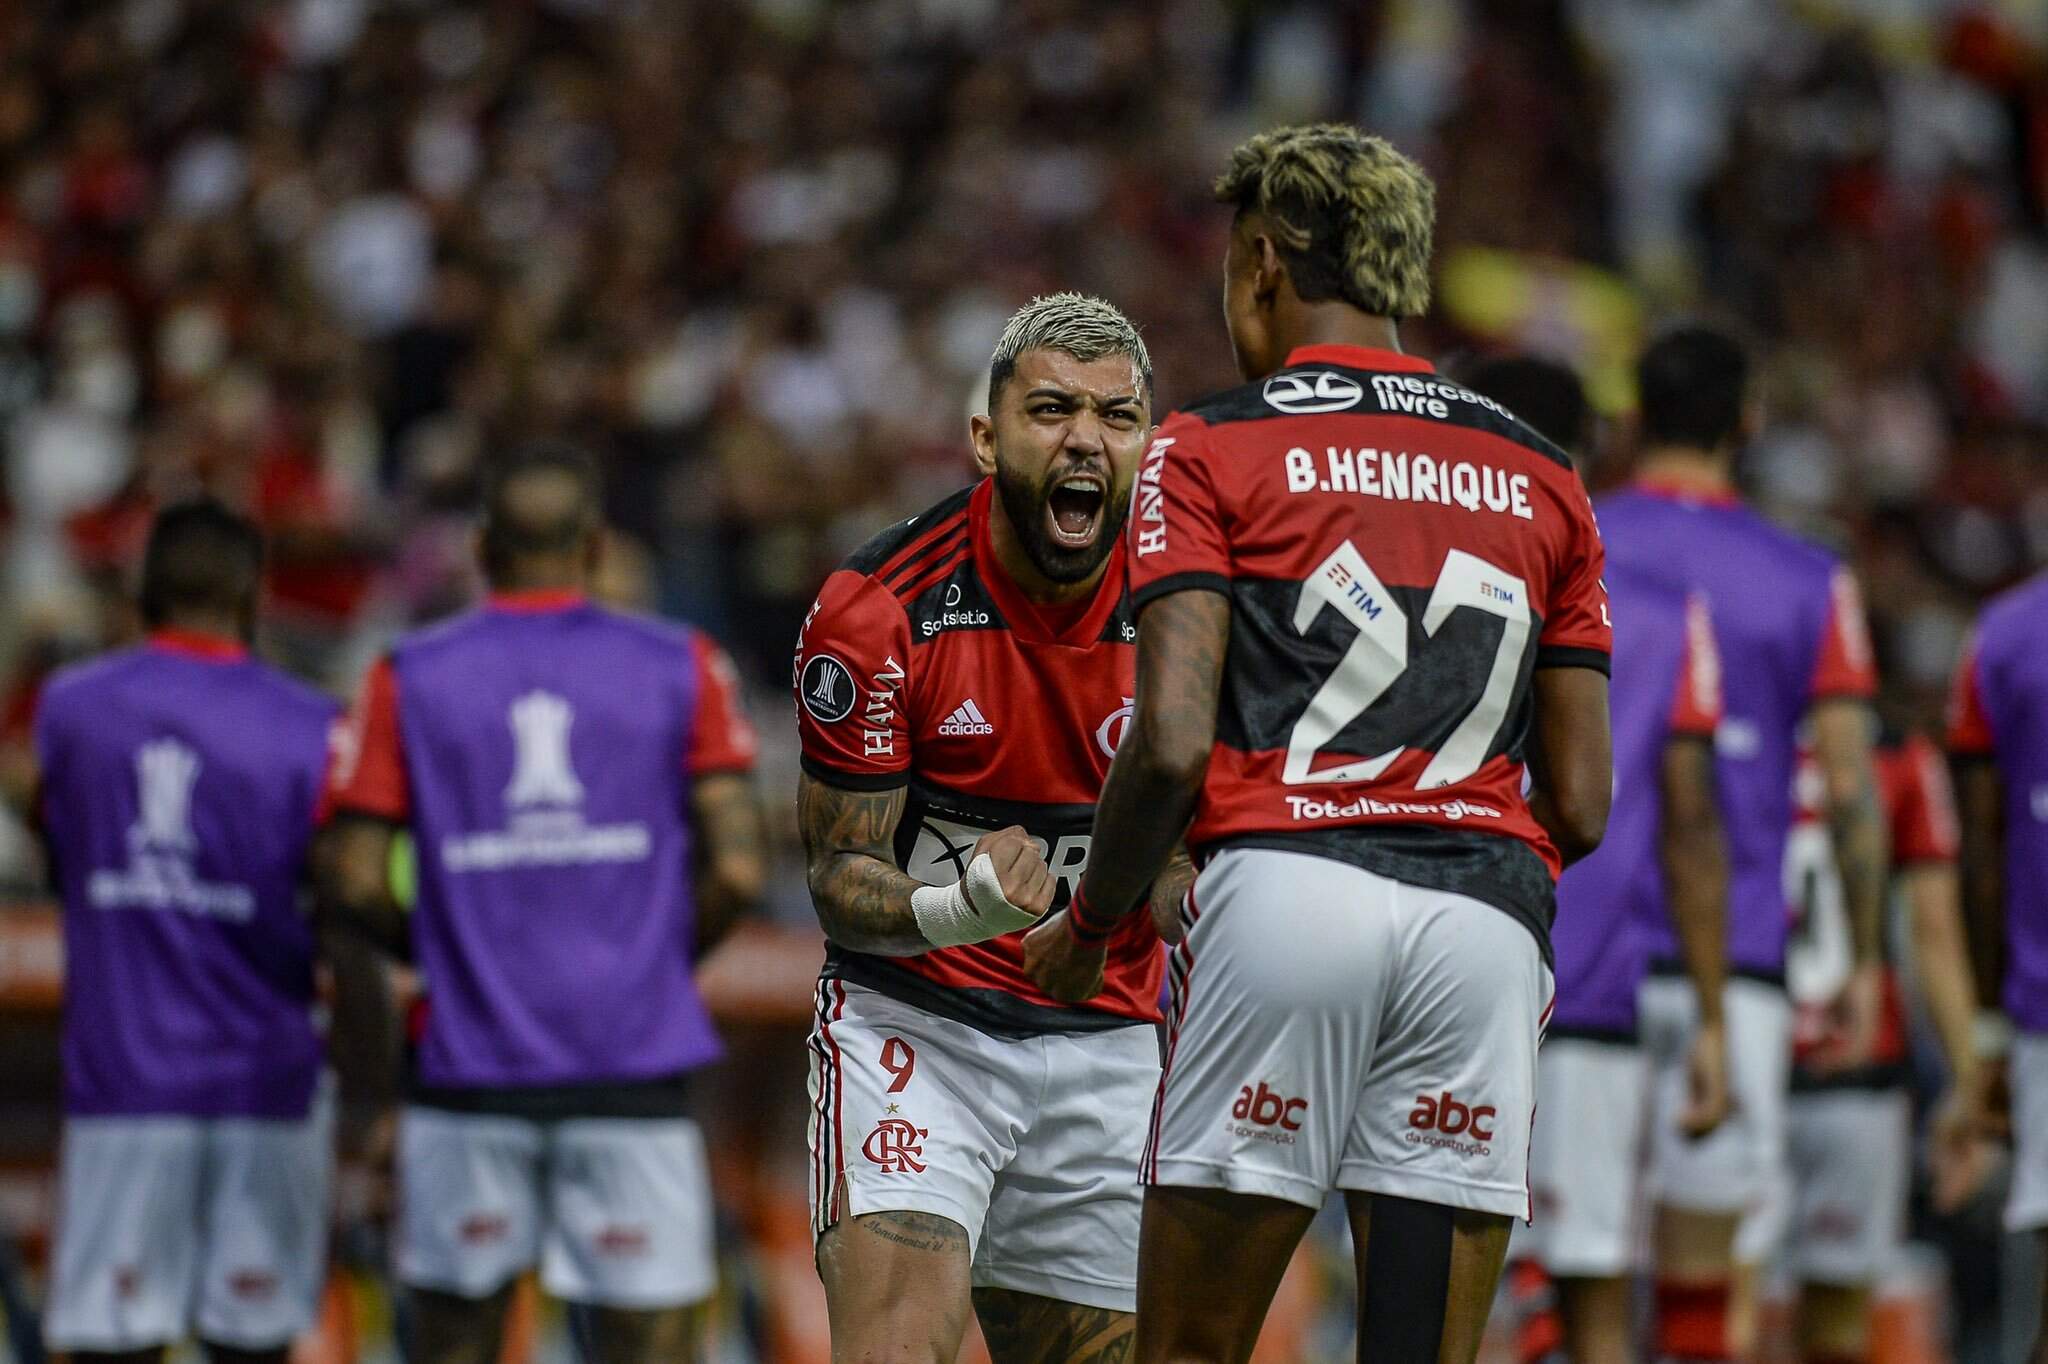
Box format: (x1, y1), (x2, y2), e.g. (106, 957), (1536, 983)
(1214, 123), (1436, 319)
(988, 292), (1152, 407)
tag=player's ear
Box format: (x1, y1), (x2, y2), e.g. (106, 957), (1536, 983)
(969, 411), (998, 477)
(1252, 232), (1286, 306)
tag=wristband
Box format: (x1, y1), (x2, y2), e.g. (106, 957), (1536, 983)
(1066, 887), (1117, 946)
(909, 853), (1040, 948)
(1974, 1010), (2013, 1061)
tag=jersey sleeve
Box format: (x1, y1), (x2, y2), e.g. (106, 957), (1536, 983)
(794, 568), (914, 790)
(322, 656), (409, 822)
(1890, 734), (1961, 864)
(1946, 641), (1996, 757)
(1128, 415), (1232, 611)
(686, 632), (758, 777)
(1536, 487), (1612, 671)
(1667, 593), (1724, 739)
(1809, 567), (1879, 700)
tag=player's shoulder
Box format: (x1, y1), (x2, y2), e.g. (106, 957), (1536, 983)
(827, 484), (978, 614)
(1977, 568), (2048, 646)
(37, 646), (147, 718)
(1163, 356), (1572, 466)
(245, 658), (343, 724)
(578, 602), (699, 657)
(388, 604), (494, 663)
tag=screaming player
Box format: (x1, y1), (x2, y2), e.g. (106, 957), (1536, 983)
(795, 293), (1186, 1362)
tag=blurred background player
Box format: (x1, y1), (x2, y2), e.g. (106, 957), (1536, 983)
(1029, 124), (1614, 1364)
(1779, 720), (1989, 1363)
(32, 499), (339, 1363)
(317, 444), (765, 1364)
(1463, 356), (1732, 1364)
(792, 293), (1187, 1363)
(1950, 573), (2048, 1364)
(1596, 324), (1886, 1362)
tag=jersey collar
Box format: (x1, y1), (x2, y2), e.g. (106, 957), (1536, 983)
(1283, 344), (1434, 374)
(487, 589), (588, 613)
(148, 628), (248, 662)
(970, 479), (1127, 647)
(1630, 475), (1744, 509)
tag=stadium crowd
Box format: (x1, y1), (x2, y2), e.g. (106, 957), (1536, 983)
(3, 0), (2048, 1360)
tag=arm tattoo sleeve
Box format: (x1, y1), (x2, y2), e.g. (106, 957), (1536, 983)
(797, 773), (931, 956)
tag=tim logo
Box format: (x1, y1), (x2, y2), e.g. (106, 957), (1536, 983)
(505, 691), (584, 808)
(1096, 697), (1134, 758)
(227, 1269), (278, 1300)
(1233, 1083), (1307, 1130)
(131, 739), (200, 852)
(863, 1117), (929, 1173)
(1405, 1091), (1495, 1156)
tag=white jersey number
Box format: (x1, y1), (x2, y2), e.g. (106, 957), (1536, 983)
(1285, 541), (1531, 790)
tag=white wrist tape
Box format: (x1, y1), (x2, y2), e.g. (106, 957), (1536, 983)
(911, 852), (1040, 948)
(1975, 1010), (2014, 1060)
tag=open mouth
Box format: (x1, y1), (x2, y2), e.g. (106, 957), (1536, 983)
(1046, 475), (1107, 549)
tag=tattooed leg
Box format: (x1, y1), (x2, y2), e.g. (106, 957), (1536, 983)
(817, 1209), (973, 1364)
(974, 1287), (1135, 1364)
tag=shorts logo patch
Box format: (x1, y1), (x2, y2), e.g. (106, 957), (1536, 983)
(800, 654), (859, 724)
(228, 1269), (279, 1299)
(863, 1116), (929, 1173)
(1405, 1090), (1496, 1156)
(460, 1213), (511, 1245)
(114, 1266), (140, 1299)
(594, 1225), (651, 1257)
(1228, 1083), (1307, 1143)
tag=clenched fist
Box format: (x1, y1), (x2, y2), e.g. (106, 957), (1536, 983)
(972, 825), (1054, 918)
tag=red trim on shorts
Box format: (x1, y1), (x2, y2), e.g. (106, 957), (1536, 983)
(808, 981), (832, 1233)
(1145, 883), (1203, 1184)
(826, 981), (848, 1225)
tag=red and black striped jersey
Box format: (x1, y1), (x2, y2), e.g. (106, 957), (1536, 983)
(794, 479), (1159, 1036)
(1127, 344), (1611, 961)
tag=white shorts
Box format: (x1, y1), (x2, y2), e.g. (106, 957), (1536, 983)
(2009, 1032), (2048, 1232)
(396, 1107), (716, 1309)
(1641, 974), (1792, 1262)
(45, 1083), (334, 1353)
(1148, 848), (1552, 1220)
(1785, 1088), (1910, 1285)
(807, 979), (1157, 1312)
(1519, 1039), (1649, 1278)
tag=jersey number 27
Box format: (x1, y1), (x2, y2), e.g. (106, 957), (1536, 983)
(1285, 540), (1530, 790)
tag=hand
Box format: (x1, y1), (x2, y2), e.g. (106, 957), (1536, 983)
(1022, 910), (1107, 1003)
(972, 825), (1054, 919)
(1808, 962), (1884, 1076)
(1929, 1085), (1996, 1214)
(1680, 1017), (1732, 1139)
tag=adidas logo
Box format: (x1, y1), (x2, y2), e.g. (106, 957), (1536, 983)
(937, 699), (995, 737)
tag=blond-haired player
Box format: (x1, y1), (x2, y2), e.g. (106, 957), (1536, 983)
(1029, 125), (1614, 1364)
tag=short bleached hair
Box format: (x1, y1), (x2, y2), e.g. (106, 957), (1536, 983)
(1214, 123), (1436, 319)
(987, 292), (1153, 407)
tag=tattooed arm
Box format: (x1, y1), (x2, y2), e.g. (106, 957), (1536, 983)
(797, 774), (926, 955)
(692, 772), (766, 957)
(1025, 590), (1229, 1000)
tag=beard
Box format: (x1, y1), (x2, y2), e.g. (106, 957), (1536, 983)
(992, 459), (1129, 586)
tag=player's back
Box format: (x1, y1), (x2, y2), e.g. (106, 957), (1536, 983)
(388, 600), (723, 1088)
(1554, 569), (1719, 1035)
(1595, 484), (1873, 976)
(34, 636), (336, 1118)
(1129, 343), (1611, 959)
(1951, 570), (2048, 1029)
